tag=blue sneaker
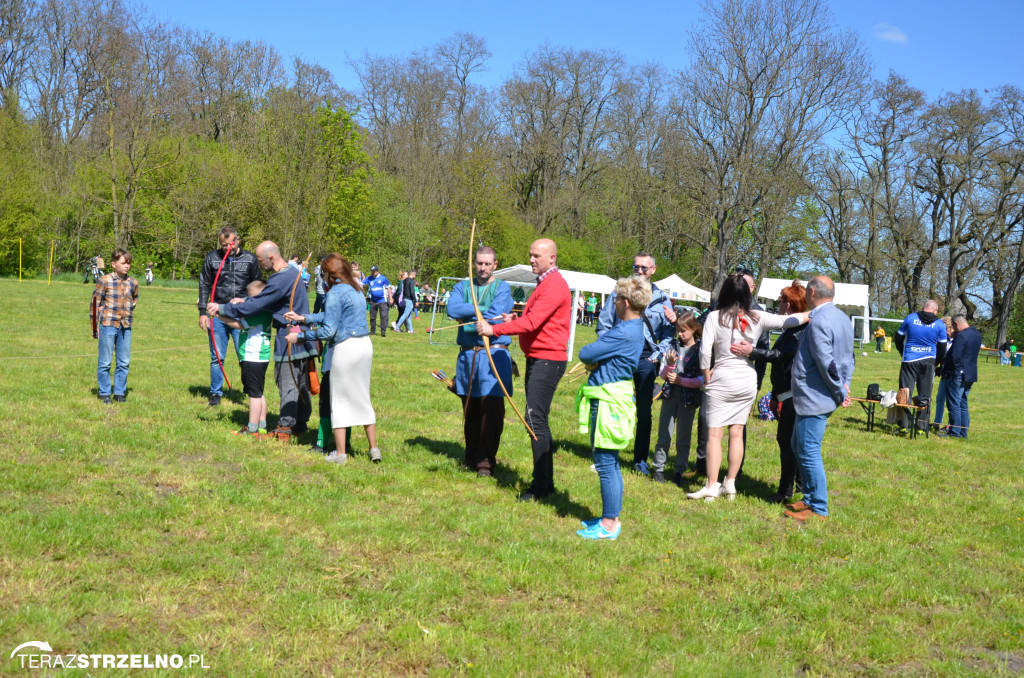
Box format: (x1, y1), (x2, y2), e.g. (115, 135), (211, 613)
(580, 518), (601, 528)
(634, 460), (651, 477)
(576, 522), (621, 540)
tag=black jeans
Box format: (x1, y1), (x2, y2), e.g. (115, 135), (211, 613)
(524, 358), (566, 495)
(368, 301), (389, 335)
(461, 396), (505, 473)
(899, 359), (935, 430)
(632, 357), (659, 465)
(776, 398), (800, 497)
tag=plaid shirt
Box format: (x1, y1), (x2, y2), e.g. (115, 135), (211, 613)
(536, 265), (560, 283)
(92, 273), (139, 329)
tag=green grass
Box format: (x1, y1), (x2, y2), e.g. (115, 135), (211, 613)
(1, 279), (1022, 677)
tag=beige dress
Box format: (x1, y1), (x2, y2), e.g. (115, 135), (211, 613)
(700, 309), (796, 427)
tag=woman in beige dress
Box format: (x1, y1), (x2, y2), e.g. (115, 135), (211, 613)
(687, 274), (809, 501)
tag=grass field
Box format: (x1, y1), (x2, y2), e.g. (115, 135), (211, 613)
(1, 278), (1022, 677)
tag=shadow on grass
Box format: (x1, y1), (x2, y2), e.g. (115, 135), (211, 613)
(187, 384), (246, 405)
(407, 435), (591, 520)
(554, 437), (592, 461)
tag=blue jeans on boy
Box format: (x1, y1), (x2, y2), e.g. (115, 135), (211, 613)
(591, 401), (623, 519)
(396, 299), (415, 331)
(791, 413), (830, 516)
(945, 375), (972, 438)
(97, 325), (132, 397)
(209, 317), (241, 397)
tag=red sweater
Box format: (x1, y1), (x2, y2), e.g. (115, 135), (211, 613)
(492, 269), (572, 361)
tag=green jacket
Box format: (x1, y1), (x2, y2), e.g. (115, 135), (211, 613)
(576, 380), (636, 450)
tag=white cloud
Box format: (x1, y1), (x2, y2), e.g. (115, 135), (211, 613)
(873, 23), (908, 44)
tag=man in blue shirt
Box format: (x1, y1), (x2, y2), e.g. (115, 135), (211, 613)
(446, 247), (514, 476)
(785, 276), (854, 522)
(597, 252), (676, 478)
(940, 315), (981, 439)
(894, 300), (948, 431)
(362, 265), (392, 337)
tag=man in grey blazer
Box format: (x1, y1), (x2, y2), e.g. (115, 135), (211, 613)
(785, 276), (855, 522)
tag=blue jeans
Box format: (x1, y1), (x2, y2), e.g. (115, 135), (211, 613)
(791, 413), (831, 516)
(97, 325), (132, 396)
(591, 400), (623, 519)
(208, 317), (241, 396)
(945, 375), (973, 438)
(396, 299), (414, 331)
(933, 377), (947, 425)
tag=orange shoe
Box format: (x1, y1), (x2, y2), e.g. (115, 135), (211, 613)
(784, 508), (828, 522)
(785, 500), (811, 512)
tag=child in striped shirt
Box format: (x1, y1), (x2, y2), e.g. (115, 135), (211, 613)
(220, 280), (271, 435)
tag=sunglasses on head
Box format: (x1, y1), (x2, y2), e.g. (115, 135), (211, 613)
(734, 267), (754, 276)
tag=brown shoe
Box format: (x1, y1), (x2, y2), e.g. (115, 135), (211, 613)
(260, 427), (291, 443)
(786, 500), (811, 512)
(784, 508), (828, 522)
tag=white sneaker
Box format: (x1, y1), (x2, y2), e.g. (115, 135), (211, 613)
(722, 478), (737, 501)
(686, 482), (722, 501)
(369, 447), (382, 463)
(325, 451), (347, 465)
(390, 322), (398, 331)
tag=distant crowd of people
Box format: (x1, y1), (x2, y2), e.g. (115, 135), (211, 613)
(88, 228), (988, 539)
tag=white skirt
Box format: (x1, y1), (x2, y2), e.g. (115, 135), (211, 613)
(329, 336), (376, 428)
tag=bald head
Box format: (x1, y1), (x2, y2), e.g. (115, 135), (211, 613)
(805, 275), (835, 308)
(529, 239), (558, 276)
(255, 241), (285, 273)
(923, 299), (939, 313)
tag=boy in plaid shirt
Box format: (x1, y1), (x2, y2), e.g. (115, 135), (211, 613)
(91, 249), (139, 404)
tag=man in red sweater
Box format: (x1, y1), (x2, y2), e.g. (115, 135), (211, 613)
(478, 238), (572, 501)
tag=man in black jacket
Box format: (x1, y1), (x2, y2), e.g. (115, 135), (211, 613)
(198, 227), (262, 406)
(941, 315), (981, 439)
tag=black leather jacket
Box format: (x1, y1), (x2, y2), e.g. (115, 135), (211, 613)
(750, 325), (805, 396)
(197, 247), (262, 316)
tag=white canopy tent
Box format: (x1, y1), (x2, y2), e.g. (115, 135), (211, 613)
(653, 274), (711, 304)
(756, 278), (872, 343)
(492, 264), (617, 360)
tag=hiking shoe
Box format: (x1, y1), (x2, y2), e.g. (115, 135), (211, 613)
(99, 395), (112, 405)
(113, 394), (126, 403)
(633, 460), (651, 477)
(260, 427), (291, 442)
(208, 395), (221, 407)
(233, 427), (257, 436)
(369, 447), (382, 463)
(324, 451), (347, 464)
(652, 471), (666, 483)
(576, 522), (621, 540)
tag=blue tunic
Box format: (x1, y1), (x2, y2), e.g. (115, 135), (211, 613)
(447, 278), (514, 397)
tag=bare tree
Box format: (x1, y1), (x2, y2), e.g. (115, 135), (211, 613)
(0, 0), (37, 108)
(670, 0), (869, 295)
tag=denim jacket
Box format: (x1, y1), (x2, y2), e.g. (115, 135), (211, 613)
(302, 283), (370, 370)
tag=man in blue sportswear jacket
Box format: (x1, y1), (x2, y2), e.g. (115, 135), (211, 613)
(895, 299), (948, 431)
(362, 265), (392, 337)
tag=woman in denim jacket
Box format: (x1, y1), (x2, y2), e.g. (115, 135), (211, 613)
(286, 253), (379, 465)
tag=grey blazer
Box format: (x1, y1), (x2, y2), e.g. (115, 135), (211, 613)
(791, 302), (855, 416)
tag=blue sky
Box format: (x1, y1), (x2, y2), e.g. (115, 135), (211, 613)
(144, 0), (1023, 100)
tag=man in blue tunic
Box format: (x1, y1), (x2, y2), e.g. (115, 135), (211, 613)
(447, 246), (514, 477)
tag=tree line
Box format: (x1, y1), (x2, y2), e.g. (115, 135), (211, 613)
(1, 0), (1023, 342)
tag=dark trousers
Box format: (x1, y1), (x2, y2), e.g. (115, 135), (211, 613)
(776, 398), (800, 497)
(368, 301), (389, 335)
(524, 358), (566, 495)
(899, 359), (935, 430)
(313, 292), (326, 315)
(461, 396), (505, 473)
(274, 359), (311, 431)
(632, 358), (659, 465)
(875, 337), (884, 351)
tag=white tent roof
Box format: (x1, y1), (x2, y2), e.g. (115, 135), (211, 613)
(756, 278), (870, 311)
(653, 274), (711, 303)
(492, 265), (617, 295)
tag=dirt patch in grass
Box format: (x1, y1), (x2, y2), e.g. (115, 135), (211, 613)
(963, 648), (1024, 674)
